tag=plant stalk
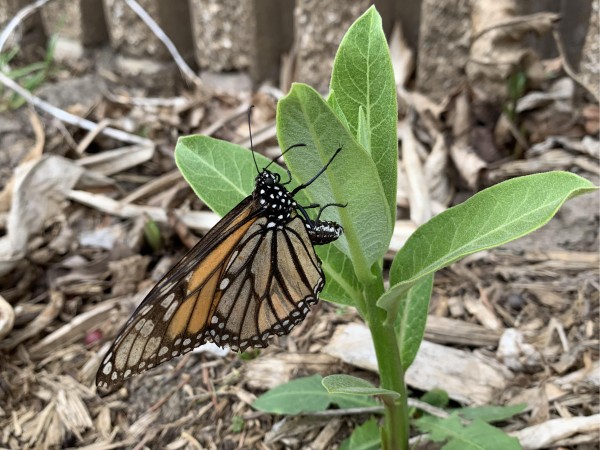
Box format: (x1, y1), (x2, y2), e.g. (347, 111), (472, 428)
(364, 272), (409, 450)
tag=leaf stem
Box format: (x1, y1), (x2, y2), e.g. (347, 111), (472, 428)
(364, 270), (409, 450)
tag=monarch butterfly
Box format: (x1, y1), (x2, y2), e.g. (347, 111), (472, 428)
(96, 114), (344, 394)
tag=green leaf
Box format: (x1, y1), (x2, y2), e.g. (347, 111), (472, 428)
(230, 415), (244, 433)
(252, 375), (330, 414)
(175, 135), (300, 216)
(277, 83), (392, 282)
(339, 419), (381, 450)
(410, 389), (450, 419)
(379, 172), (597, 321)
(252, 375), (378, 415)
(322, 374), (400, 401)
(317, 243), (362, 308)
(330, 6), (398, 224)
(143, 218), (163, 252)
(455, 404), (527, 423)
(332, 393), (380, 410)
(420, 389), (450, 409)
(415, 414), (522, 450)
(395, 274), (433, 369)
(327, 89), (350, 130)
(357, 106), (370, 152)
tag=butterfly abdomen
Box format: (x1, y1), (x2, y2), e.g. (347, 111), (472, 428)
(306, 220), (344, 245)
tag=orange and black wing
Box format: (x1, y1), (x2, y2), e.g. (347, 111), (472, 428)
(96, 196), (258, 393)
(96, 199), (324, 394)
(207, 215), (324, 350)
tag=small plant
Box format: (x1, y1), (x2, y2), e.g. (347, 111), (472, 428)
(0, 35), (57, 110)
(174, 7), (596, 450)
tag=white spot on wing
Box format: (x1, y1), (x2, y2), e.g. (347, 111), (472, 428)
(115, 333), (136, 370)
(225, 251), (239, 271)
(102, 362), (112, 375)
(140, 320), (154, 338)
(128, 340), (145, 366)
(160, 292), (175, 308)
(143, 336), (161, 359)
(134, 319), (145, 331)
(163, 301), (179, 321)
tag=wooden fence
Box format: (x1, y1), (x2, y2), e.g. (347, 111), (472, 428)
(0, 0), (596, 98)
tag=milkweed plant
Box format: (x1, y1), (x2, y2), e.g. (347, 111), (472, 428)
(174, 7), (597, 450)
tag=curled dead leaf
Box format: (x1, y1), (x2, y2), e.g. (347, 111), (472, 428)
(0, 294), (15, 340)
(0, 156), (85, 276)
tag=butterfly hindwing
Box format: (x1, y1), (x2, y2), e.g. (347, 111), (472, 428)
(210, 216), (324, 350)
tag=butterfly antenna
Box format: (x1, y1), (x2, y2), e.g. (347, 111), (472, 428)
(248, 105), (260, 173)
(291, 146), (343, 196)
(265, 143), (306, 169)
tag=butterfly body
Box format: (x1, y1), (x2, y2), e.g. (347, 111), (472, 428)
(254, 170), (296, 222)
(96, 161), (343, 394)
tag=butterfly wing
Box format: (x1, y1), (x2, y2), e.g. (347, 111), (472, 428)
(96, 200), (325, 394)
(96, 196), (259, 393)
(210, 215), (324, 351)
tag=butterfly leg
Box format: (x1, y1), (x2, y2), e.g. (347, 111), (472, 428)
(316, 202), (347, 221)
(295, 203), (321, 222)
(282, 168), (293, 185)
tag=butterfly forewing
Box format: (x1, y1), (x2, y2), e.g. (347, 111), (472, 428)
(96, 198), (258, 393)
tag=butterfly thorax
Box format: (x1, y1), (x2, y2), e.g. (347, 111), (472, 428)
(254, 170), (296, 224)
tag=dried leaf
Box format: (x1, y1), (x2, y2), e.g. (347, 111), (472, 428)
(0, 156), (85, 276)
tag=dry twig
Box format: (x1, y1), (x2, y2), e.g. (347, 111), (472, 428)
(0, 0), (155, 149)
(0, 0), (52, 52)
(551, 25), (599, 103)
(124, 0), (203, 89)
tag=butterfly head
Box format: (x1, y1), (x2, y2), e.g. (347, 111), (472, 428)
(255, 169), (296, 222)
